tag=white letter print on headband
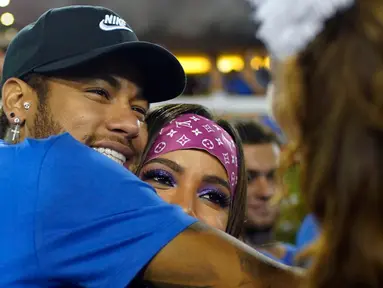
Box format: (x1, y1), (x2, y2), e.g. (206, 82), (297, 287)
(248, 0), (355, 60)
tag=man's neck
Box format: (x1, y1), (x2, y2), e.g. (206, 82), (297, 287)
(243, 227), (275, 248)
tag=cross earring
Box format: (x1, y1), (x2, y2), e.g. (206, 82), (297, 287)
(11, 117), (21, 143)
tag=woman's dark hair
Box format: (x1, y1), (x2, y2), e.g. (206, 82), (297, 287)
(136, 103), (247, 238)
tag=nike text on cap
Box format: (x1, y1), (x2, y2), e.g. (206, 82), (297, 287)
(1, 5), (186, 103)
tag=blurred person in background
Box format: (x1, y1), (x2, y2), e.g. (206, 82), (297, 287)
(224, 52), (271, 96)
(136, 104), (246, 239)
(182, 75), (208, 95)
(235, 120), (297, 265)
(0, 5), (303, 287)
(184, 57), (224, 96)
(254, 0), (383, 286)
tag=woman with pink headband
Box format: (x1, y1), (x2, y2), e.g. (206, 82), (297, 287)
(136, 104), (246, 238)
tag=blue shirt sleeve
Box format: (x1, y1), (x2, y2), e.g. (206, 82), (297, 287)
(280, 243), (297, 266)
(257, 243), (297, 267)
(34, 134), (197, 287)
(296, 214), (320, 249)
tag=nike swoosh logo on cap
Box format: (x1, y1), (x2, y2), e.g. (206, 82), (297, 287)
(99, 20), (133, 32)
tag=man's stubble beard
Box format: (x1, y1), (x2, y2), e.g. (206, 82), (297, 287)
(31, 101), (64, 139)
(30, 101), (142, 172)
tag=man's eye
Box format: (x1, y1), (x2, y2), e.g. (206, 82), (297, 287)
(132, 106), (147, 122)
(87, 88), (110, 99)
(132, 106), (147, 115)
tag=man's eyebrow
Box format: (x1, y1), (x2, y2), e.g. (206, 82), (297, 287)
(58, 74), (147, 101)
(76, 75), (121, 90)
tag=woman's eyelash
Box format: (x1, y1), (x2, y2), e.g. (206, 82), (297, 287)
(141, 169), (176, 187)
(198, 188), (231, 208)
(141, 170), (230, 208)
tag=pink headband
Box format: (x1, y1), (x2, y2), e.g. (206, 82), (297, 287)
(145, 113), (239, 195)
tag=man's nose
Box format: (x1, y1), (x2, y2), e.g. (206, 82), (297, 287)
(105, 104), (141, 139)
(249, 176), (274, 199)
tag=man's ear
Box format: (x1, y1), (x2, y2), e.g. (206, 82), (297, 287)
(1, 77), (38, 122)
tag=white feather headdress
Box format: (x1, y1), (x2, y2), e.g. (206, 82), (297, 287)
(249, 0), (355, 60)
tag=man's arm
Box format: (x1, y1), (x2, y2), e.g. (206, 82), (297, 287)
(145, 222), (304, 287)
(37, 134), (301, 287)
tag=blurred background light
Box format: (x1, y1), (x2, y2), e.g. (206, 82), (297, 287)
(1, 12), (14, 26)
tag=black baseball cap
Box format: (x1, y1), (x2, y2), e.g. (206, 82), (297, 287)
(1, 5), (186, 103)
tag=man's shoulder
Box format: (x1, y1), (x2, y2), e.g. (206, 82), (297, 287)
(0, 134), (67, 171)
(0, 132), (140, 191)
(0, 133), (69, 154)
(37, 132), (151, 208)
(39, 132), (139, 183)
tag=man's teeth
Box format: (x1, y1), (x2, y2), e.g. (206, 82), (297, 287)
(93, 147), (126, 165)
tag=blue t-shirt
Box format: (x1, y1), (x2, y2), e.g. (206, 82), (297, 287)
(225, 77), (253, 95)
(296, 214), (320, 249)
(0, 133), (197, 287)
(259, 243), (297, 266)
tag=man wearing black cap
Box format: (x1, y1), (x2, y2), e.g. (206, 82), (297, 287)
(0, 5), (302, 288)
(0, 5), (186, 167)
